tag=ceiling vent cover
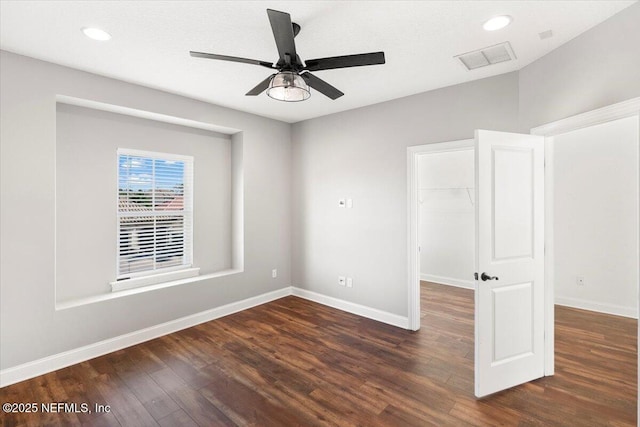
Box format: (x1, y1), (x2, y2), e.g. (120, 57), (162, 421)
(454, 42), (517, 71)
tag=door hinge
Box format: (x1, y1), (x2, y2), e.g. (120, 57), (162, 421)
(474, 272), (478, 280)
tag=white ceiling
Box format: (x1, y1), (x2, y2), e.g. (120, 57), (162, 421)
(0, 1), (635, 123)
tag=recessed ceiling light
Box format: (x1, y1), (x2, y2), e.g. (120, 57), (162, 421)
(81, 27), (111, 41)
(483, 15), (512, 32)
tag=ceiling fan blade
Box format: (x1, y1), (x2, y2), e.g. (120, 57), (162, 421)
(190, 51), (274, 69)
(267, 9), (297, 64)
(246, 74), (276, 96)
(304, 52), (385, 71)
(300, 72), (344, 100)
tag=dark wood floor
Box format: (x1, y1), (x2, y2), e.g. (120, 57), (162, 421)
(1, 282), (636, 426)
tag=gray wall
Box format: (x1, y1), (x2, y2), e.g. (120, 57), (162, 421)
(553, 116), (638, 317)
(2, 2), (640, 372)
(56, 104), (232, 302)
(0, 50), (292, 369)
(292, 72), (520, 316)
(519, 2), (640, 130)
(292, 2), (640, 318)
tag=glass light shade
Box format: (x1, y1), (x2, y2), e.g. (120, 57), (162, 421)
(267, 72), (310, 102)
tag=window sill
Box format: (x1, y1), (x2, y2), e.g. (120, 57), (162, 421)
(110, 268), (201, 292)
(56, 268), (243, 311)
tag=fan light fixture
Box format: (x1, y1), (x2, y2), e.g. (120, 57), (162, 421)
(267, 72), (310, 102)
(483, 15), (512, 31)
(190, 9), (385, 101)
(82, 27), (111, 41)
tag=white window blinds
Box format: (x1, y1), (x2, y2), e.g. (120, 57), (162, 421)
(117, 149), (194, 280)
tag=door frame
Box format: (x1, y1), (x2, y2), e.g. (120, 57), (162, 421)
(406, 138), (474, 331)
(530, 96), (640, 376)
(406, 97), (640, 377)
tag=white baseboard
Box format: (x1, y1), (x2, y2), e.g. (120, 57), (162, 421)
(1, 285), (412, 388)
(291, 287), (409, 329)
(555, 296), (638, 319)
(0, 287), (292, 388)
(420, 274), (475, 290)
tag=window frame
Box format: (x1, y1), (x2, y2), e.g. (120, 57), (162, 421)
(113, 148), (197, 291)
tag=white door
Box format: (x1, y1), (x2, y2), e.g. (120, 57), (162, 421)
(474, 130), (545, 397)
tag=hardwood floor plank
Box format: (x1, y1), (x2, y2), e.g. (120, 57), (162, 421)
(149, 368), (235, 426)
(448, 399), (522, 427)
(56, 364), (114, 426)
(200, 362), (315, 427)
(156, 409), (198, 427)
(92, 373), (159, 427)
(1, 281), (636, 426)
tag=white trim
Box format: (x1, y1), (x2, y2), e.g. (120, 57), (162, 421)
(110, 267), (200, 292)
(407, 148), (420, 331)
(291, 287), (409, 329)
(57, 268), (243, 310)
(56, 95), (239, 135)
(532, 97), (640, 378)
(420, 274), (474, 290)
(543, 137), (555, 376)
(407, 139), (475, 331)
(117, 147), (194, 162)
(531, 97), (640, 137)
(1, 286), (292, 388)
(555, 297), (638, 320)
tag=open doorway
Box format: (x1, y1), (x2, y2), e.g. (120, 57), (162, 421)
(532, 99), (640, 383)
(541, 113), (639, 420)
(409, 98), (639, 416)
(417, 149), (475, 292)
(407, 139), (473, 330)
(416, 146), (476, 376)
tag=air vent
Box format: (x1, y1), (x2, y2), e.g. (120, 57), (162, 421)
(539, 30), (553, 40)
(454, 42), (517, 71)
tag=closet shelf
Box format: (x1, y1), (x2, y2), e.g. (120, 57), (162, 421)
(421, 187), (475, 190)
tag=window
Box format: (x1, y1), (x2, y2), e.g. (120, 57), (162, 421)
(116, 149), (195, 286)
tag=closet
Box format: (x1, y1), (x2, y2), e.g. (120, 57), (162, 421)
(418, 149), (475, 289)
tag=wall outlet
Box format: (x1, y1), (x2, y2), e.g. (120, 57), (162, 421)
(338, 276), (346, 286)
(576, 276), (584, 286)
(346, 277), (353, 288)
(272, 269), (277, 278)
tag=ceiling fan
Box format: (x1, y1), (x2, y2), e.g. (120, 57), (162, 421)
(190, 9), (385, 102)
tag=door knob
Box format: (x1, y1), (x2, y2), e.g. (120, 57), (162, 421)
(481, 272), (499, 281)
